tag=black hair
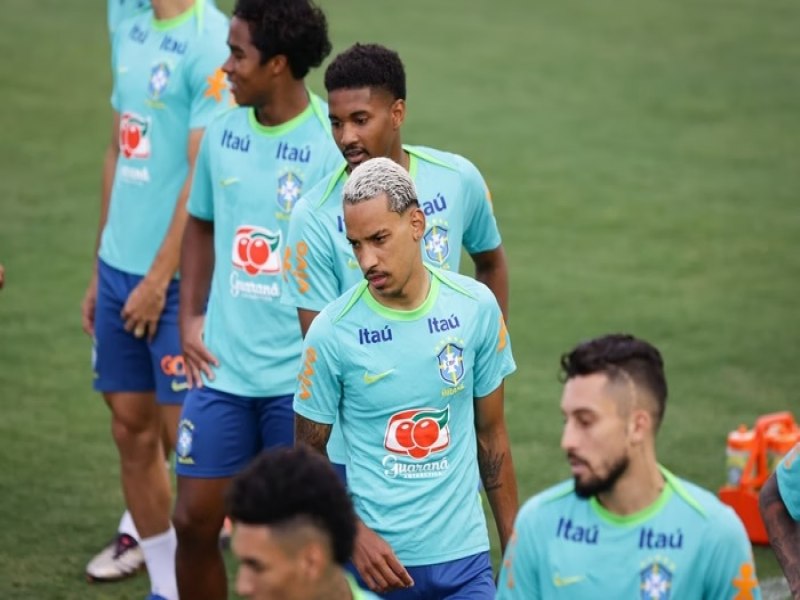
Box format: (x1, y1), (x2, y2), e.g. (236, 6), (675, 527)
(560, 333), (668, 428)
(233, 0), (331, 79)
(226, 446), (355, 565)
(324, 43), (406, 100)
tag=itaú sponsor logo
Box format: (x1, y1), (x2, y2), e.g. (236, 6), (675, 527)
(382, 454), (450, 479)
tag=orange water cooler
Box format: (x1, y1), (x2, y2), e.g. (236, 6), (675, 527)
(718, 411), (799, 544)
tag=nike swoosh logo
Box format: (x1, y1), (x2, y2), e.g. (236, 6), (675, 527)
(553, 574), (585, 587)
(363, 369), (395, 385)
(118, 66), (129, 74)
(221, 177), (240, 187)
(171, 380), (189, 392)
(347, 258), (360, 269)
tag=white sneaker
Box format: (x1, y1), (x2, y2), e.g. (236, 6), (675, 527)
(86, 533), (145, 582)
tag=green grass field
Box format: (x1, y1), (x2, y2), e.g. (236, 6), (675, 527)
(1, 0), (798, 597)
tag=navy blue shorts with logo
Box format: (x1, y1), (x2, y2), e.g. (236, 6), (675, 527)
(348, 551), (494, 600)
(174, 385), (294, 478)
(93, 259), (186, 405)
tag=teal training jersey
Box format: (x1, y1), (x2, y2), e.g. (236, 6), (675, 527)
(108, 0), (150, 35)
(100, 1), (230, 276)
(186, 99), (341, 396)
(776, 442), (800, 521)
(284, 145), (502, 462)
(294, 267), (515, 565)
(497, 468), (762, 600)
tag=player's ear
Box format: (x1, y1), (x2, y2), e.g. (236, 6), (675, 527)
(269, 54), (288, 76)
(391, 98), (406, 130)
(410, 206), (425, 241)
(628, 408), (651, 444)
(299, 540), (326, 581)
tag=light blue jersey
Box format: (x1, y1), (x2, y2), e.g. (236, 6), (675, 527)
(108, 0), (150, 36)
(187, 99), (341, 396)
(776, 442), (800, 521)
(497, 468), (761, 600)
(284, 145), (502, 462)
(294, 268), (515, 565)
(100, 1), (230, 276)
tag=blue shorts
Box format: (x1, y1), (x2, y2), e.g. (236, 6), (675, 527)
(93, 259), (186, 405)
(174, 385), (294, 478)
(348, 551), (494, 600)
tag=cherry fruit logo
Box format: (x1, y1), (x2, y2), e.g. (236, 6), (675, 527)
(232, 226), (282, 275)
(384, 406), (450, 459)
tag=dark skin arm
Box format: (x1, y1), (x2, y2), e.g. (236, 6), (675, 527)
(759, 472), (800, 598)
(297, 308), (319, 338)
(471, 246), (509, 323)
(294, 414), (332, 458)
(475, 382), (519, 554)
(178, 215), (218, 388)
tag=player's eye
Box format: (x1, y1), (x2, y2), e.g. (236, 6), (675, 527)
(354, 116), (369, 126)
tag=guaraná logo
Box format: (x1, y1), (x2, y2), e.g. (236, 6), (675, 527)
(384, 406), (450, 459)
(232, 226), (282, 275)
(119, 112), (151, 159)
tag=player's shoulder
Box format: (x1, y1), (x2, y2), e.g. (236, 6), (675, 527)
(307, 162), (348, 209)
(204, 105), (247, 135)
(664, 468), (743, 531)
(197, 1), (229, 36)
(112, 8), (152, 46)
(407, 144), (482, 178)
(319, 280), (369, 325)
(519, 480), (577, 522)
(432, 267), (493, 305)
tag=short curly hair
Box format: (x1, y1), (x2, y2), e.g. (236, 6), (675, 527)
(324, 43), (406, 100)
(233, 0), (331, 79)
(226, 446), (356, 565)
(560, 333), (668, 428)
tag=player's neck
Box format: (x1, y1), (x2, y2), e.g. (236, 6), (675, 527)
(371, 264), (430, 311)
(315, 569), (354, 600)
(596, 455), (664, 516)
(254, 80), (310, 127)
(152, 0), (195, 21)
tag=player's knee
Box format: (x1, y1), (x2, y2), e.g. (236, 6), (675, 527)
(173, 496), (224, 549)
(110, 412), (162, 458)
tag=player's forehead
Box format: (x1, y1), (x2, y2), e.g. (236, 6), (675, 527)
(227, 15), (254, 48)
(344, 195), (399, 236)
(560, 373), (618, 415)
(328, 86), (393, 115)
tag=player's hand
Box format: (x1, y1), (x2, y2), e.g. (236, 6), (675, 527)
(0, 263), (5, 290)
(81, 273), (98, 337)
(180, 314), (219, 389)
(352, 521), (414, 594)
(121, 277), (167, 342)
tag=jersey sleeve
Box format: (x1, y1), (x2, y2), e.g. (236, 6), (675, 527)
(459, 158), (502, 255)
(497, 502), (542, 599)
(703, 507), (762, 600)
(473, 289), (516, 398)
(109, 25), (123, 111)
(282, 195), (343, 312)
(292, 310), (342, 425)
(186, 128), (214, 221)
(776, 443), (800, 520)
(186, 33), (230, 129)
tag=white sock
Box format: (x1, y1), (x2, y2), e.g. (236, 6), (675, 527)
(139, 527), (178, 600)
(117, 510), (141, 541)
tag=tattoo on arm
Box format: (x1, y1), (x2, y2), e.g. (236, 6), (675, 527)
(295, 415), (332, 457)
(761, 476), (800, 595)
(478, 443), (505, 492)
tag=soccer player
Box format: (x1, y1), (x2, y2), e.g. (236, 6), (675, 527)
(227, 446), (381, 600)
(760, 443), (800, 598)
(79, 1), (230, 598)
(294, 157), (518, 598)
(284, 42), (508, 478)
(497, 334), (762, 599)
(172, 1), (339, 598)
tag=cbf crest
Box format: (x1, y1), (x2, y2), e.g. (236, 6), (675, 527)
(148, 62), (171, 101)
(437, 342), (464, 386)
(639, 559), (673, 600)
(176, 419), (195, 465)
(276, 170), (303, 215)
(424, 220), (450, 265)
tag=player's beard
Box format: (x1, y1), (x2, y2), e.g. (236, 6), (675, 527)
(573, 453), (630, 499)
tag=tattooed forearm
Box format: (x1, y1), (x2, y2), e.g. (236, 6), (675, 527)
(477, 444), (505, 491)
(760, 475), (800, 596)
(294, 415), (332, 457)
